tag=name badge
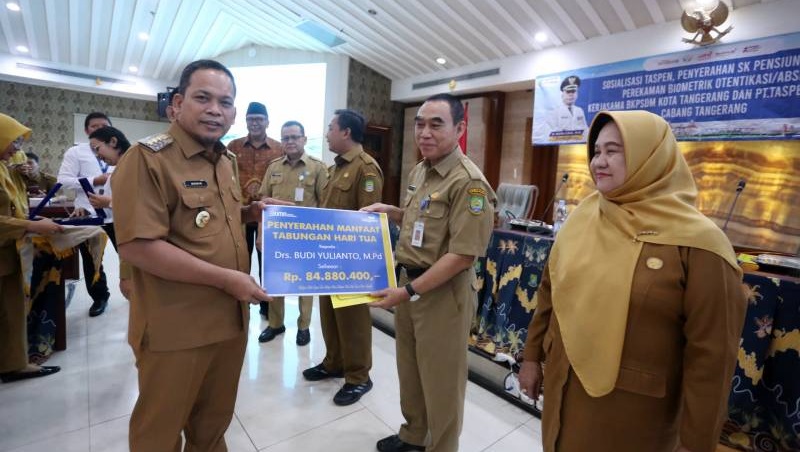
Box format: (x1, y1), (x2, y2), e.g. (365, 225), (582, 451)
(411, 221), (424, 247)
(184, 180), (208, 189)
(295, 187), (304, 202)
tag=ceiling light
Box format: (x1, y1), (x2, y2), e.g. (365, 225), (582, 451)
(534, 32), (547, 43)
(682, 0), (720, 13)
(138, 32), (149, 41)
(295, 20), (346, 48)
(435, 57), (446, 65)
(6, 2), (20, 12)
(15, 45), (28, 53)
(128, 66), (139, 73)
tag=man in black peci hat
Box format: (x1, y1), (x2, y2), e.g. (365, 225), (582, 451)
(227, 101), (284, 318)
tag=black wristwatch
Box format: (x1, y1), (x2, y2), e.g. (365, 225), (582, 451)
(404, 283), (421, 302)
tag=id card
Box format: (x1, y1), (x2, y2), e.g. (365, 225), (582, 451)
(411, 221), (424, 247)
(294, 187), (304, 202)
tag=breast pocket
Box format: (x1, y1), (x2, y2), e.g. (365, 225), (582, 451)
(333, 178), (354, 207)
(268, 173), (284, 186)
(180, 189), (224, 238)
(420, 200), (448, 221)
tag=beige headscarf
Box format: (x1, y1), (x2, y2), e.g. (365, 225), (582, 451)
(549, 110), (739, 397)
(0, 113), (32, 219)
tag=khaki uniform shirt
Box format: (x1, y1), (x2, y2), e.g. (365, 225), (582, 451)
(0, 169), (27, 276)
(396, 148), (496, 268)
(112, 123), (249, 352)
(227, 135), (283, 203)
(259, 152), (328, 207)
(320, 145), (383, 210)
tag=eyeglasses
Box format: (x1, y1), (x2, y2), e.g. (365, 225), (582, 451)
(246, 117), (267, 123)
(281, 135), (305, 143)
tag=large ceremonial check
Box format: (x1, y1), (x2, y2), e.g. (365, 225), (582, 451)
(261, 205), (396, 296)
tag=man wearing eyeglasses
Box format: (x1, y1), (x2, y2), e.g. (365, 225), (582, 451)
(257, 120), (327, 346)
(227, 102), (283, 318)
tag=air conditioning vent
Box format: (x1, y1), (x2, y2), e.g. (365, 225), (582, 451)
(412, 68), (500, 90)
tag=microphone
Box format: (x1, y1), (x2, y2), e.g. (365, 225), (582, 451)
(722, 179), (746, 232)
(540, 173), (569, 222)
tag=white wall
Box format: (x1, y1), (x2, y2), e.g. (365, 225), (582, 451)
(391, 0), (800, 102)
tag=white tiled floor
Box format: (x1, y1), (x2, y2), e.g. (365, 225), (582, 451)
(0, 244), (543, 452)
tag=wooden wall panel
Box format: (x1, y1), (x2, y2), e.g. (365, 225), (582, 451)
(557, 141), (800, 254)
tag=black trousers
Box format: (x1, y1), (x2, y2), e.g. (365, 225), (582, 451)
(80, 237), (110, 303)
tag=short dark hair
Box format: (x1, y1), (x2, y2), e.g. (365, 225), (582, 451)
(177, 59), (236, 97)
(424, 93), (464, 124)
(25, 152), (39, 162)
(281, 120), (305, 136)
(333, 109), (366, 144)
(84, 112), (111, 130)
(89, 126), (132, 155)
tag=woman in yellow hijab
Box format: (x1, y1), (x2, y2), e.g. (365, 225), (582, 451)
(519, 110), (746, 452)
(0, 112), (64, 383)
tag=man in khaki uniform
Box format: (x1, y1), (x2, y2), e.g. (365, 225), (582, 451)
(112, 60), (273, 452)
(257, 120), (327, 346)
(302, 109), (383, 406)
(364, 93), (495, 452)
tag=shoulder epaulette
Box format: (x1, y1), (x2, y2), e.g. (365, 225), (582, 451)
(225, 150), (237, 161)
(359, 152), (383, 175)
(460, 157), (485, 181)
(308, 155), (327, 167)
(138, 133), (173, 152)
(358, 152), (375, 163)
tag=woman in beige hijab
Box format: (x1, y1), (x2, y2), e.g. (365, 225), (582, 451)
(519, 110), (746, 452)
(0, 113), (64, 383)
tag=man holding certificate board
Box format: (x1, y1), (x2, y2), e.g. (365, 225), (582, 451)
(363, 93), (496, 452)
(262, 109), (384, 407)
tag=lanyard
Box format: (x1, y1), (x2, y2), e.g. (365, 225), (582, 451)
(96, 157), (108, 174)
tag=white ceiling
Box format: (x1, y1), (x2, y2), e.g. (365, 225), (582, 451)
(0, 0), (766, 84)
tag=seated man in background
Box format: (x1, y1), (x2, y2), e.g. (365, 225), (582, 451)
(20, 152), (57, 196)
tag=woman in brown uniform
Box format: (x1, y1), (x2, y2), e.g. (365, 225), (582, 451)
(518, 110), (746, 452)
(0, 113), (63, 382)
